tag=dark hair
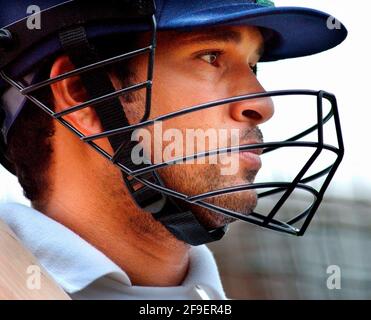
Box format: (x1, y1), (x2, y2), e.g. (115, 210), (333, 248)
(6, 82), (55, 206)
(5, 33), (141, 207)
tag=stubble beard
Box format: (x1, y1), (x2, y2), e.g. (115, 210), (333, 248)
(159, 160), (259, 229)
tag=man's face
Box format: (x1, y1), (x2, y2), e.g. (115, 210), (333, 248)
(125, 25), (274, 228)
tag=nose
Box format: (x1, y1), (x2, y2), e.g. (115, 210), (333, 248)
(229, 75), (274, 126)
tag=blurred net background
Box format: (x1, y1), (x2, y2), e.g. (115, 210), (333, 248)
(1, 0), (370, 299)
(208, 195), (371, 299)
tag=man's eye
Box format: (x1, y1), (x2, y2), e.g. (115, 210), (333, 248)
(199, 51), (222, 66)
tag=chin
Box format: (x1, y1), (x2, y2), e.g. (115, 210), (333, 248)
(189, 189), (258, 229)
(159, 162), (259, 228)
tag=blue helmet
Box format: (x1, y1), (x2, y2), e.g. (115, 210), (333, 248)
(0, 0), (346, 85)
(0, 0), (347, 245)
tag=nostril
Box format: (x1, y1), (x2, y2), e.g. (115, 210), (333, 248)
(242, 110), (262, 121)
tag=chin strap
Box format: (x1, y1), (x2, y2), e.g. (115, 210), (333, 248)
(58, 24), (228, 246)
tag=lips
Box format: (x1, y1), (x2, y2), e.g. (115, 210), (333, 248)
(239, 141), (263, 170)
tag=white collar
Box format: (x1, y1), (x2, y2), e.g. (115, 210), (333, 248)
(0, 202), (226, 299)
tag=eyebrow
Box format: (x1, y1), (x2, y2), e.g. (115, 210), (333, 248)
(173, 27), (265, 58)
(180, 28), (242, 45)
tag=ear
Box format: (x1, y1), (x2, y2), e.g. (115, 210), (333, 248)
(50, 55), (102, 136)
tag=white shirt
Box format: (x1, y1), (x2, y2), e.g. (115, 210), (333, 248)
(0, 203), (226, 300)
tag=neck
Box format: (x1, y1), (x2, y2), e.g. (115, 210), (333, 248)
(42, 193), (190, 286)
(42, 126), (190, 286)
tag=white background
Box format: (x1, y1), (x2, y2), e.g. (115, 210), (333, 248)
(259, 0), (371, 200)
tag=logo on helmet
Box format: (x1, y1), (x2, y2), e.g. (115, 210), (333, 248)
(256, 0), (275, 7)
